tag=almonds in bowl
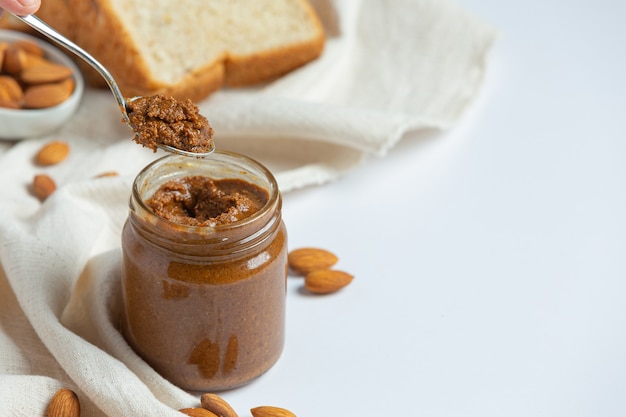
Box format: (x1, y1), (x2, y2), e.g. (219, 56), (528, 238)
(0, 29), (84, 140)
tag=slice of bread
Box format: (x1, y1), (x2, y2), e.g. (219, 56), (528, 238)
(36, 0), (325, 101)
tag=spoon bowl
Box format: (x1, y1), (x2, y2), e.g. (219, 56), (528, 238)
(126, 96), (215, 158)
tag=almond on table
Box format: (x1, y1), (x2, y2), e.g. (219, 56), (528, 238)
(305, 269), (354, 294)
(35, 140), (70, 166)
(32, 173), (56, 201)
(94, 171), (119, 178)
(179, 408), (219, 417)
(250, 406), (297, 417)
(46, 388), (80, 417)
(200, 393), (239, 417)
(287, 247), (338, 274)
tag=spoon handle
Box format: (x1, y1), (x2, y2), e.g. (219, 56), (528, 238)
(12, 13), (130, 119)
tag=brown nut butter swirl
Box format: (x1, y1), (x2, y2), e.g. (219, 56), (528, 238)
(127, 94), (214, 153)
(146, 176), (269, 227)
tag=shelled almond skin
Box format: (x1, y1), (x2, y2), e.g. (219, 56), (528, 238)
(287, 247), (338, 274)
(35, 140), (71, 166)
(250, 406), (297, 417)
(32, 174), (56, 201)
(179, 408), (219, 417)
(46, 388), (80, 417)
(200, 393), (239, 417)
(304, 269), (354, 294)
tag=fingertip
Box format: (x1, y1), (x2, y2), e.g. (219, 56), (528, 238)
(9, 0), (40, 16)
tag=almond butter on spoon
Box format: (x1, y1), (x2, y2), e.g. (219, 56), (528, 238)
(12, 13), (215, 158)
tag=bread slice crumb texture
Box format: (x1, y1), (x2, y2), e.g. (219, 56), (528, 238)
(108, 0), (323, 85)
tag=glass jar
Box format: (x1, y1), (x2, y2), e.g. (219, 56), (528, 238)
(121, 151), (287, 391)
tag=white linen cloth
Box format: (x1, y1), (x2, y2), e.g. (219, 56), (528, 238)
(0, 0), (496, 415)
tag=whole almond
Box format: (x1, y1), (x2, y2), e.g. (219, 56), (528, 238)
(21, 61), (73, 84)
(250, 406), (296, 417)
(94, 171), (119, 178)
(33, 173), (57, 201)
(23, 52), (50, 68)
(200, 393), (239, 417)
(287, 247), (338, 274)
(35, 140), (70, 166)
(2, 45), (28, 74)
(179, 408), (219, 417)
(305, 269), (353, 294)
(0, 75), (24, 101)
(46, 388), (80, 417)
(0, 98), (20, 109)
(12, 39), (45, 56)
(23, 81), (72, 108)
(58, 77), (76, 96)
(0, 86), (12, 102)
(0, 42), (8, 69)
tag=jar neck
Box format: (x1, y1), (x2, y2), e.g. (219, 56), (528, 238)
(128, 152), (282, 261)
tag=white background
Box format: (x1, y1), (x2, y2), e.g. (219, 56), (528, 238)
(222, 0), (626, 416)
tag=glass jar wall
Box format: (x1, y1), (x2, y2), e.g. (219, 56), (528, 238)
(121, 151), (287, 391)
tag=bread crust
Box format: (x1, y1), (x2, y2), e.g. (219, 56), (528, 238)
(225, 0), (325, 86)
(36, 0), (324, 102)
(225, 34), (325, 87)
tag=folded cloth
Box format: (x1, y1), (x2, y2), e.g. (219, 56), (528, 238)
(0, 0), (496, 415)
(205, 0), (496, 189)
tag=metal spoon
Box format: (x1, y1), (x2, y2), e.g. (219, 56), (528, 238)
(12, 13), (215, 157)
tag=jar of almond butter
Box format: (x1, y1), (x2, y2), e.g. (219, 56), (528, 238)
(121, 151), (287, 391)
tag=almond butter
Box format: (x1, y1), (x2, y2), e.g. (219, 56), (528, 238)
(179, 408), (219, 417)
(200, 393), (239, 417)
(46, 388), (80, 417)
(21, 61), (73, 84)
(23, 81), (72, 108)
(250, 406), (296, 417)
(33, 173), (57, 201)
(304, 269), (353, 294)
(35, 140), (71, 166)
(287, 247), (338, 274)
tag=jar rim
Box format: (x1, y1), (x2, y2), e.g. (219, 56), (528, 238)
(131, 150), (280, 233)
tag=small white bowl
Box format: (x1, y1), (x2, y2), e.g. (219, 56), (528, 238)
(0, 29), (84, 140)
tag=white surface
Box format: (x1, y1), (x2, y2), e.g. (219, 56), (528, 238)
(219, 1), (626, 416)
(0, 29), (84, 140)
(1, 0), (624, 415)
(0, 2), (495, 416)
